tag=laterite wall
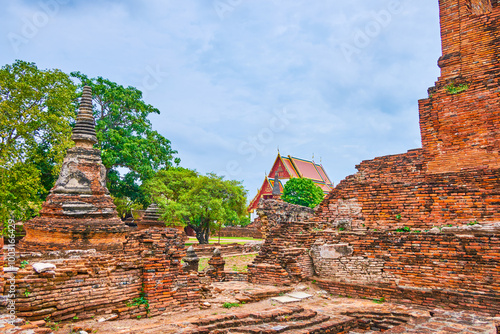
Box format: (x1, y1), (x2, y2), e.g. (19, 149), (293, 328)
(4, 228), (202, 321)
(312, 228), (500, 315)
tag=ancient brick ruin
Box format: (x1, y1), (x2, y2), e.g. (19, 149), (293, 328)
(136, 203), (164, 230)
(3, 87), (206, 322)
(20, 86), (128, 252)
(247, 0), (500, 317)
(255, 199), (314, 239)
(312, 0), (500, 231)
(14, 227), (200, 321)
(2, 1), (500, 332)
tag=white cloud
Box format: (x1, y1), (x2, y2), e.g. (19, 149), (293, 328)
(0, 0), (442, 200)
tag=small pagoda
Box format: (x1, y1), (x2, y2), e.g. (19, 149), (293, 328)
(20, 86), (128, 251)
(137, 203), (164, 230)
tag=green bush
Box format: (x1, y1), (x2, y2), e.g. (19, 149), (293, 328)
(281, 178), (324, 208)
(445, 83), (469, 94)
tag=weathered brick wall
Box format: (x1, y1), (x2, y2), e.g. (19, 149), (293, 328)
(224, 271), (248, 282)
(0, 238), (4, 298)
(211, 227), (262, 239)
(312, 151), (500, 230)
(4, 228), (202, 321)
(312, 226), (500, 315)
(310, 1), (500, 231)
(248, 219), (316, 286)
(256, 199), (314, 238)
(14, 251), (144, 321)
(421, 0), (500, 173)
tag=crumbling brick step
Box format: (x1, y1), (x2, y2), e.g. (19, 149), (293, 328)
(236, 286), (295, 303)
(232, 314), (331, 332)
(287, 317), (359, 333)
(191, 306), (303, 327)
(178, 307), (361, 334)
(342, 311), (410, 331)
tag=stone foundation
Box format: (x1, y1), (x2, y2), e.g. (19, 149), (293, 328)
(311, 225), (500, 315)
(4, 228), (202, 321)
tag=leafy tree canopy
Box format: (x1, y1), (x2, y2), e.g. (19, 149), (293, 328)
(112, 196), (143, 220)
(0, 60), (75, 228)
(281, 178), (324, 208)
(0, 60), (180, 230)
(145, 168), (248, 244)
(71, 72), (180, 206)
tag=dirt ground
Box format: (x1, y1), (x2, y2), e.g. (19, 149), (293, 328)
(52, 281), (384, 334)
(51, 280), (499, 334)
(32, 253), (496, 334)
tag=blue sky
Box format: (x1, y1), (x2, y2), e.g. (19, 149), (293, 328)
(1, 0), (442, 201)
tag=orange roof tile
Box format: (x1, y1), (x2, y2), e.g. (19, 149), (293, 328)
(315, 164), (333, 186)
(315, 182), (333, 193)
(282, 157), (300, 178)
(289, 156), (323, 182)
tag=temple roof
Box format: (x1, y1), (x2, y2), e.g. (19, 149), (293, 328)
(248, 153), (334, 212)
(268, 154), (333, 187)
(248, 177), (284, 212)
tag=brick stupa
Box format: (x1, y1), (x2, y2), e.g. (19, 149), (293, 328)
(137, 203), (164, 230)
(20, 86), (128, 251)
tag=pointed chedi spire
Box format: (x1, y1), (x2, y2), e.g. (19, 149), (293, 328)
(72, 86), (97, 147)
(20, 85), (128, 252)
(272, 171), (281, 198)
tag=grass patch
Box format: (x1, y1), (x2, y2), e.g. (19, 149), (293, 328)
(186, 241), (252, 246)
(445, 83), (469, 94)
(188, 236), (262, 242)
(211, 236), (262, 241)
(197, 253), (257, 272)
(223, 302), (243, 309)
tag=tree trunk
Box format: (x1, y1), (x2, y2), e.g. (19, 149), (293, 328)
(189, 219), (211, 244)
(203, 220), (210, 244)
(190, 224), (208, 245)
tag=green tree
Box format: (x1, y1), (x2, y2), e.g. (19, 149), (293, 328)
(71, 72), (180, 206)
(0, 60), (76, 230)
(112, 196), (143, 220)
(281, 178), (324, 208)
(224, 215), (251, 227)
(145, 168), (248, 244)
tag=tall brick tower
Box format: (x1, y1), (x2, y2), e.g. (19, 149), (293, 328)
(419, 0), (500, 173)
(21, 86), (128, 251)
(311, 0), (500, 231)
